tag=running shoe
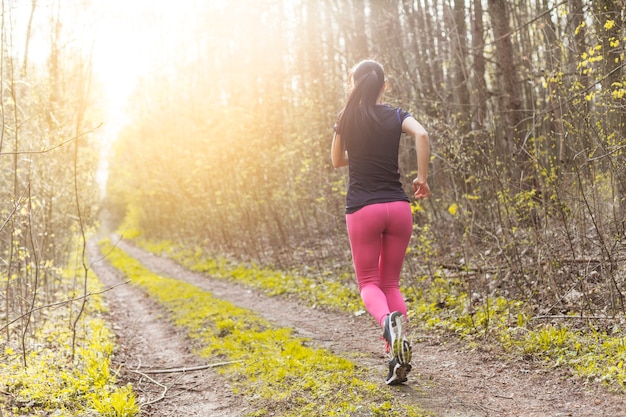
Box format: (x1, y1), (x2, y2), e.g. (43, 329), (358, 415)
(385, 357), (412, 385)
(382, 311), (412, 365)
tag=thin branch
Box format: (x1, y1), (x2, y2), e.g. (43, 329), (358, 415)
(532, 315), (619, 321)
(134, 360), (244, 375)
(0, 280), (131, 333)
(124, 361), (243, 406)
(70, 111), (91, 362)
(0, 186), (29, 235)
(129, 371), (170, 406)
(0, 122), (102, 156)
(587, 144), (626, 162)
(472, 0), (571, 51)
(21, 180), (40, 368)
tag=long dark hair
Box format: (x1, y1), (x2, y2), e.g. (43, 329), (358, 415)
(336, 60), (385, 138)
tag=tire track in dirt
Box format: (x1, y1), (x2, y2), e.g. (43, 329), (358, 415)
(93, 236), (626, 416)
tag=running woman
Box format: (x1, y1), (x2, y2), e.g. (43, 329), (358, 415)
(331, 59), (430, 385)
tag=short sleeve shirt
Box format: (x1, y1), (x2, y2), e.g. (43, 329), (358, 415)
(335, 105), (412, 214)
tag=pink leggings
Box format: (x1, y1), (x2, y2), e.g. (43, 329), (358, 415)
(346, 201), (412, 328)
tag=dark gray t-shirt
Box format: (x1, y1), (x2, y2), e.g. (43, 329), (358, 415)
(335, 105), (411, 214)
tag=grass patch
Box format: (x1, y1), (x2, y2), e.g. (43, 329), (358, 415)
(0, 257), (139, 416)
(140, 239), (363, 313)
(408, 274), (626, 390)
(101, 239), (428, 417)
(137, 238), (626, 392)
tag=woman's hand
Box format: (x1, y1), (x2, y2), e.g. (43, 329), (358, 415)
(413, 178), (430, 199)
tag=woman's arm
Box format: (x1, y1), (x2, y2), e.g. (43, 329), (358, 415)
(402, 117), (431, 199)
(331, 131), (349, 168)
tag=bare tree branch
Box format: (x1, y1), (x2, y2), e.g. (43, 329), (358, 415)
(0, 122), (102, 156)
(0, 280), (131, 334)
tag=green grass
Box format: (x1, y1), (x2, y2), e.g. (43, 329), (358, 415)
(408, 274), (626, 390)
(0, 256), (139, 417)
(138, 238), (626, 392)
(101, 239), (428, 417)
(141, 239), (363, 313)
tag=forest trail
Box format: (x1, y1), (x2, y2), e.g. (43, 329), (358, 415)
(88, 237), (626, 417)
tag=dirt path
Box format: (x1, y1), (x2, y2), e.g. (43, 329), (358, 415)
(88, 237), (626, 416)
(88, 239), (243, 416)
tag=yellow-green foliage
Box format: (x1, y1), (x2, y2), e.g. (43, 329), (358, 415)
(519, 326), (626, 389)
(101, 240), (427, 417)
(89, 384), (138, 417)
(137, 238), (626, 392)
(409, 275), (626, 390)
(116, 205), (143, 240)
(140, 239), (363, 313)
(0, 268), (139, 416)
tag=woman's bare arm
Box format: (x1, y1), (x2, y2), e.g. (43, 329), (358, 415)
(331, 131), (349, 168)
(402, 117), (431, 199)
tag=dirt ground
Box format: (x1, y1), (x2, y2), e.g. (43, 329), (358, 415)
(87, 237), (626, 417)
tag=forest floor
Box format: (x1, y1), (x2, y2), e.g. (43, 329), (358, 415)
(88, 237), (626, 417)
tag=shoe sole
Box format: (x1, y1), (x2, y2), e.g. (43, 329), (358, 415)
(389, 314), (412, 365)
(399, 339), (411, 364)
(387, 311), (402, 357)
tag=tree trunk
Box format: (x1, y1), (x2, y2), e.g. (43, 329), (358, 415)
(471, 0), (487, 129)
(592, 0), (626, 224)
(487, 0), (530, 190)
(450, 0), (471, 132)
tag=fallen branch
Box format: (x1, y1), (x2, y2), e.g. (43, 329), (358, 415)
(133, 360), (243, 375)
(124, 363), (242, 407)
(557, 257), (626, 264)
(130, 371), (170, 406)
(532, 315), (619, 321)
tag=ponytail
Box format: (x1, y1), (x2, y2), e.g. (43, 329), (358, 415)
(336, 60), (385, 139)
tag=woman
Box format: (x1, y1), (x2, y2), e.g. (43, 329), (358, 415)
(331, 59), (430, 385)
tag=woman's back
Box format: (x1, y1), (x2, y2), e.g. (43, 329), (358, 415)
(343, 105), (411, 213)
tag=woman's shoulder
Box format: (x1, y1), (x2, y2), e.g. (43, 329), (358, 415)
(376, 104), (412, 122)
(376, 104), (410, 114)
(375, 104), (400, 116)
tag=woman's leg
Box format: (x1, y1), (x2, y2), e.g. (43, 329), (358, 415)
(346, 203), (388, 325)
(379, 201), (413, 317)
(346, 201), (413, 326)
